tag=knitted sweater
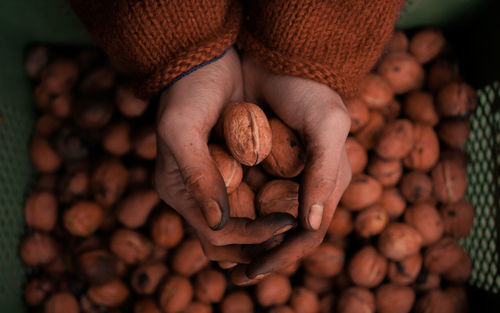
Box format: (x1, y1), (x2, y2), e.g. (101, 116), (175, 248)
(70, 0), (404, 99)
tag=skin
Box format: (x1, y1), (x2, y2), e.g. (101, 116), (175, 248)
(155, 48), (352, 279)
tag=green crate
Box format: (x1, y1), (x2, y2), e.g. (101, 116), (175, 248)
(0, 0), (499, 312)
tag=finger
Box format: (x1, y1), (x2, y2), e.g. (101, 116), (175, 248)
(205, 213), (296, 246)
(219, 261), (238, 269)
(298, 104), (350, 230)
(198, 237), (252, 264)
(230, 264), (265, 286)
(158, 112), (230, 230)
(245, 153), (351, 278)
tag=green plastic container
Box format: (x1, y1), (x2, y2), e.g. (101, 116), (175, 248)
(0, 0), (499, 312)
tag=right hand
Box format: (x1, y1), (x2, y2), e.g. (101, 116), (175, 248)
(154, 48), (296, 264)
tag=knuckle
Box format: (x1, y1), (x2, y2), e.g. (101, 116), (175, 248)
(206, 233), (226, 246)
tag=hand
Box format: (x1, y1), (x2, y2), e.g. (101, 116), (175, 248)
(154, 48), (296, 263)
(230, 54), (353, 283)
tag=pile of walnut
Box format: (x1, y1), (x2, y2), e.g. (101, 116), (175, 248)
(22, 28), (475, 313)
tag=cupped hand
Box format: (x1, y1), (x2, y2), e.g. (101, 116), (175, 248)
(230, 54), (353, 283)
(154, 48), (296, 263)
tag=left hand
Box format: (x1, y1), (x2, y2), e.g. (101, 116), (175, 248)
(231, 54), (353, 284)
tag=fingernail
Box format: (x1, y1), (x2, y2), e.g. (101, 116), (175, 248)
(273, 224), (294, 236)
(219, 261), (237, 269)
(254, 273), (270, 280)
(308, 204), (323, 230)
(203, 201), (222, 229)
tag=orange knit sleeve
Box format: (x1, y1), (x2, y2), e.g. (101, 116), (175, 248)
(239, 0), (405, 98)
(70, 0), (242, 99)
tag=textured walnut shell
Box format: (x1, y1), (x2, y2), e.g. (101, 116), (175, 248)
(380, 188), (406, 219)
(378, 99), (402, 122)
(377, 52), (424, 94)
(133, 126), (157, 160)
(45, 292), (79, 313)
(150, 210), (184, 248)
(221, 291), (254, 313)
(88, 278), (130, 307)
(337, 287), (375, 313)
(375, 119), (414, 160)
(34, 85), (51, 109)
(134, 298), (162, 313)
(270, 305), (295, 313)
(358, 73), (394, 109)
(159, 275), (193, 313)
(376, 284), (415, 313)
(424, 237), (463, 273)
(378, 223), (422, 261)
(102, 121), (131, 156)
(443, 249), (471, 283)
(388, 252), (423, 285)
(64, 201), (104, 236)
(319, 295), (335, 313)
(346, 98), (370, 132)
(131, 262), (168, 295)
(171, 238), (209, 276)
(303, 243), (345, 277)
(403, 123), (440, 172)
(348, 246), (388, 288)
(40, 58), (79, 94)
(257, 179), (299, 217)
(59, 169), (89, 202)
(91, 158), (128, 207)
(128, 166), (149, 187)
(24, 278), (52, 306)
(24, 191), (57, 232)
(400, 171), (433, 204)
(110, 228), (151, 264)
(262, 118), (305, 178)
(223, 102), (272, 166)
(346, 137), (368, 175)
(404, 91), (439, 126)
(184, 302), (212, 313)
(415, 270), (441, 292)
(25, 45), (49, 79)
(209, 145), (243, 194)
(414, 290), (454, 313)
(436, 82), (477, 118)
(52, 127), (90, 161)
(354, 110), (385, 150)
(243, 166), (269, 192)
(78, 249), (118, 285)
(20, 232), (58, 266)
(437, 119), (470, 149)
(73, 95), (114, 129)
(302, 273), (333, 294)
(409, 29), (446, 64)
(117, 189), (159, 228)
(440, 199), (474, 238)
(50, 92), (72, 118)
(431, 158), (467, 203)
(36, 114), (61, 136)
(354, 204), (389, 237)
(290, 287), (319, 313)
(327, 207), (353, 236)
(341, 174), (383, 211)
(79, 65), (116, 94)
(404, 203), (444, 246)
(194, 268), (226, 303)
(256, 274), (292, 307)
(116, 85), (148, 117)
(427, 59), (460, 91)
(386, 31), (409, 53)
(228, 182), (256, 219)
(30, 136), (61, 173)
(444, 285), (468, 313)
(367, 157), (402, 187)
